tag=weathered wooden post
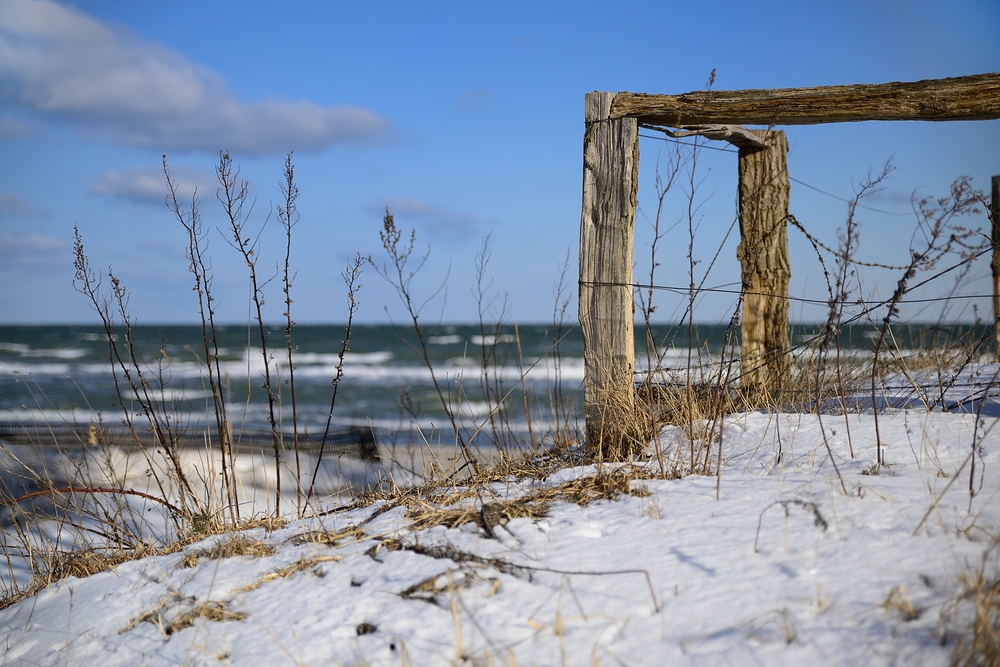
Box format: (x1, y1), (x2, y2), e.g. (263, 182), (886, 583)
(736, 130), (790, 392)
(579, 92), (639, 458)
(992, 175), (1000, 361)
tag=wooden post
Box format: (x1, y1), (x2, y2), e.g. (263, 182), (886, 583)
(992, 175), (1000, 361)
(579, 92), (639, 458)
(736, 130), (791, 392)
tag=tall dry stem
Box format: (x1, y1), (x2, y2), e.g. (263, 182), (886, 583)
(869, 176), (983, 466)
(473, 233), (513, 451)
(71, 228), (198, 524)
(163, 156), (239, 523)
(277, 152), (304, 515)
(217, 150), (283, 514)
(308, 254), (363, 501)
(370, 209), (479, 473)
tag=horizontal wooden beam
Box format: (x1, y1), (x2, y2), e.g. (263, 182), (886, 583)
(609, 73), (1000, 126)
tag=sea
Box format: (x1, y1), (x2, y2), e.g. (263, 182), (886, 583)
(0, 322), (988, 450)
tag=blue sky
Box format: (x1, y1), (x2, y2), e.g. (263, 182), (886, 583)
(1, 0), (998, 325)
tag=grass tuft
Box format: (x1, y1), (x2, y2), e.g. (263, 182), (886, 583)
(942, 544), (1000, 667)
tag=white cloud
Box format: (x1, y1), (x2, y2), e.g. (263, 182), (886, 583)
(91, 166), (216, 206)
(370, 197), (480, 239)
(0, 0), (395, 154)
(456, 88), (493, 113)
(0, 228), (66, 264)
(374, 197), (445, 218)
(0, 192), (45, 216)
(0, 114), (37, 138)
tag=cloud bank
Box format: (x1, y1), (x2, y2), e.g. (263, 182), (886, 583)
(0, 0), (394, 155)
(370, 197), (480, 239)
(91, 167), (217, 206)
(0, 192), (44, 217)
(456, 88), (494, 113)
(0, 229), (65, 264)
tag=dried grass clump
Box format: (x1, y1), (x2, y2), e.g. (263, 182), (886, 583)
(238, 554), (343, 594)
(882, 585), (923, 622)
(408, 498), (548, 537)
(292, 526), (365, 547)
(122, 599), (246, 637)
(589, 387), (658, 462)
(642, 381), (738, 428)
(45, 546), (157, 581)
(546, 465), (654, 505)
(169, 602), (246, 635)
(0, 542), (184, 611)
(179, 535), (275, 569)
(943, 556), (1000, 667)
(406, 465), (654, 539)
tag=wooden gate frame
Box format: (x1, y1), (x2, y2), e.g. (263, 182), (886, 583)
(579, 73), (1000, 457)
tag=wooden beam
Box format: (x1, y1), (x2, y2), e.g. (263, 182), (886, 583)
(579, 92), (639, 459)
(609, 73), (1000, 126)
(652, 124), (768, 149)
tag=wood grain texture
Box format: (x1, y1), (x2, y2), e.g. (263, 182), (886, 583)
(609, 73), (1000, 126)
(992, 175), (1000, 362)
(652, 124), (768, 148)
(737, 130), (791, 390)
(579, 92), (639, 457)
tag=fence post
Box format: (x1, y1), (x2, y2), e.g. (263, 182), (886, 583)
(736, 129), (791, 392)
(992, 175), (1000, 361)
(579, 92), (639, 458)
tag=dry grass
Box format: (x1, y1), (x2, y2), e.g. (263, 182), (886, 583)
(291, 526), (366, 547)
(169, 602), (246, 634)
(882, 585), (923, 622)
(400, 463), (655, 539)
(179, 535), (275, 569)
(940, 542), (1000, 667)
(0, 542), (185, 611)
(0, 514), (286, 610)
(298, 451), (658, 551)
(46, 545), (160, 581)
(121, 599), (246, 637)
(238, 554), (343, 594)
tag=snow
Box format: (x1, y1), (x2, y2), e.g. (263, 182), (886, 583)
(2, 404), (998, 665)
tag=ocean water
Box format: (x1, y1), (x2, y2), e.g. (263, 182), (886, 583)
(0, 323), (583, 449)
(0, 322), (986, 449)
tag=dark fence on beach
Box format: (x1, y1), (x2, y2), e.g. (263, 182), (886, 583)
(0, 422), (380, 462)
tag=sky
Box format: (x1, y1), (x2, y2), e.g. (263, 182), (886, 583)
(1, 0), (998, 326)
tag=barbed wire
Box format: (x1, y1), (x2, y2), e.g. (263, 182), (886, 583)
(785, 215), (912, 270)
(789, 177), (911, 216)
(637, 129), (915, 217)
(624, 122), (996, 388)
(581, 279), (990, 307)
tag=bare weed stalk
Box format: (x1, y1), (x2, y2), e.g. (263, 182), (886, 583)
(637, 146), (684, 476)
(163, 156), (239, 524)
(278, 152), (304, 515)
(473, 233), (513, 451)
(371, 209), (479, 473)
(308, 254), (364, 502)
(217, 151), (283, 513)
(72, 228), (198, 523)
(548, 248), (577, 449)
(869, 177), (983, 466)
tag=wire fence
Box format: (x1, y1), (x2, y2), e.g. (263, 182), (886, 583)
(605, 126), (999, 393)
